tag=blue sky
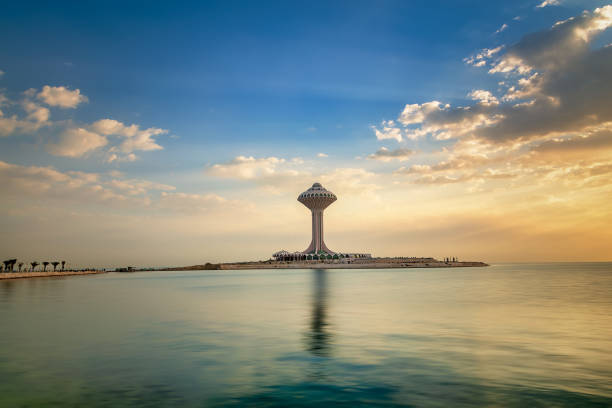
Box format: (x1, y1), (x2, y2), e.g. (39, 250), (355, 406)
(1, 1), (612, 266)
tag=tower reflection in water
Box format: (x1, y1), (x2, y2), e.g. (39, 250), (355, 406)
(305, 269), (332, 358)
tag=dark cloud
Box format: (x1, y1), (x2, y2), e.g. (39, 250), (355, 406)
(390, 6), (612, 145)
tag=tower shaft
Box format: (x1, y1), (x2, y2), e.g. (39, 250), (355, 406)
(303, 209), (333, 254)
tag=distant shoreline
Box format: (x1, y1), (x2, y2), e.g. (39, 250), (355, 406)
(0, 271), (105, 280)
(162, 259), (489, 271)
(0, 261), (489, 280)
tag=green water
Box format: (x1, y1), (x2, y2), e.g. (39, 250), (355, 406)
(1, 263), (611, 407)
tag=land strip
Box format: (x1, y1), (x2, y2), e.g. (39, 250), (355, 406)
(0, 271), (106, 280)
(162, 259), (488, 271)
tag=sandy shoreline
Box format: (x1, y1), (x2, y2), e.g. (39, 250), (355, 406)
(0, 271), (106, 280)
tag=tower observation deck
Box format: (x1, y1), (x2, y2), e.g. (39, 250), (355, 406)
(297, 182), (337, 255)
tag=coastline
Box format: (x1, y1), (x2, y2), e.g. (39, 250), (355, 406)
(0, 271), (106, 280)
(163, 260), (489, 271)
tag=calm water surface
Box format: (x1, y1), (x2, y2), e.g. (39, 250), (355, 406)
(1, 263), (611, 407)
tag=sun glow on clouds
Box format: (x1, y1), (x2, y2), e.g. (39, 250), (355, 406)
(358, 5), (612, 260)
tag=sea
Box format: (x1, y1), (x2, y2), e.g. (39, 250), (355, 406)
(0, 263), (611, 407)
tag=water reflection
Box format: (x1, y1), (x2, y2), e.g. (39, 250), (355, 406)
(1, 265), (611, 407)
(305, 269), (332, 358)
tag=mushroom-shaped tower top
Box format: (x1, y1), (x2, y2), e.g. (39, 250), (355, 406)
(298, 182), (337, 210)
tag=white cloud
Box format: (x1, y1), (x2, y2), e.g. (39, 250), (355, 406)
(23, 101), (50, 123)
(47, 128), (108, 157)
(371, 120), (403, 142)
(0, 113), (48, 137)
(207, 156), (288, 180)
(536, 0), (560, 8)
(108, 178), (174, 195)
(393, 100), (504, 141)
(495, 23), (509, 34)
(317, 152), (329, 158)
(107, 153), (138, 163)
(91, 118), (165, 153)
(37, 85), (88, 108)
(318, 167), (381, 197)
(118, 133), (163, 153)
(468, 90), (499, 106)
(367, 147), (415, 162)
(0, 115), (21, 136)
(464, 46), (504, 67)
(0, 87), (168, 163)
(0, 92), (50, 136)
(399, 102), (448, 125)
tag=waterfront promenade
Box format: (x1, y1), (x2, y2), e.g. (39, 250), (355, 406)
(0, 271), (105, 280)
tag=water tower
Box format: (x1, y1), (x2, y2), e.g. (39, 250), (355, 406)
(297, 182), (337, 255)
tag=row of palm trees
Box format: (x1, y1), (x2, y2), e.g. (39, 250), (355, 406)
(2, 259), (67, 273)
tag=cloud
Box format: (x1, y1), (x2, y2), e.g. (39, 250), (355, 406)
(0, 91), (51, 136)
(207, 156), (290, 180)
(318, 167), (381, 197)
(536, 0), (560, 8)
(206, 155), (381, 198)
(158, 192), (237, 214)
(37, 85), (88, 108)
(107, 153), (138, 163)
(317, 152), (329, 158)
(0, 113), (48, 136)
(47, 128), (108, 157)
(91, 118), (166, 153)
(378, 6), (612, 149)
(367, 147), (415, 162)
(0, 160), (178, 206)
(399, 102), (448, 125)
(468, 90), (499, 106)
(23, 101), (50, 123)
(107, 178), (174, 195)
(464, 46), (504, 67)
(495, 23), (509, 34)
(0, 87), (168, 164)
(371, 120), (403, 142)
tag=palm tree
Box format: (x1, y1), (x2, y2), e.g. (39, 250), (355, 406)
(31, 261), (39, 272)
(42, 261), (49, 272)
(18, 262), (24, 272)
(61, 260), (66, 271)
(51, 261), (60, 272)
(2, 259), (17, 272)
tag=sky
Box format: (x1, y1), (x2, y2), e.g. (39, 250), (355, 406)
(1, 0), (612, 267)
